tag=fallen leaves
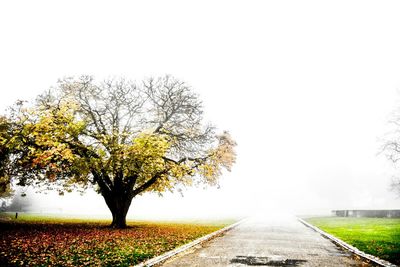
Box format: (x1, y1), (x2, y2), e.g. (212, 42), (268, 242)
(0, 220), (223, 266)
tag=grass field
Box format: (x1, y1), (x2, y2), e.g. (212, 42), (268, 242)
(0, 213), (234, 267)
(305, 217), (400, 265)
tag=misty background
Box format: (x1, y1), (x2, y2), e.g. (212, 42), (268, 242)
(1, 0), (400, 219)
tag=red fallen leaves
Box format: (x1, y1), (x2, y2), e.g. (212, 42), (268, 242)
(0, 221), (223, 266)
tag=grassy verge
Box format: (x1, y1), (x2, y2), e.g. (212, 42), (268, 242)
(0, 213), (235, 266)
(304, 217), (400, 265)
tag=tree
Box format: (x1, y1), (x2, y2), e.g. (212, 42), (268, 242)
(390, 179), (400, 196)
(1, 75), (236, 228)
(4, 190), (34, 212)
(382, 118), (400, 196)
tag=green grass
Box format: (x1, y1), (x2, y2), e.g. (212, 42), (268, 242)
(0, 212), (236, 266)
(0, 212), (236, 225)
(305, 217), (400, 265)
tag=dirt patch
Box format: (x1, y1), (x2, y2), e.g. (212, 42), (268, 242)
(230, 256), (307, 266)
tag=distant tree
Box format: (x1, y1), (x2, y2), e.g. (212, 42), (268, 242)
(4, 190), (33, 212)
(382, 117), (400, 196)
(390, 179), (400, 196)
(0, 75), (236, 228)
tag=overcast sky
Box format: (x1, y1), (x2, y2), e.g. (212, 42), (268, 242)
(1, 0), (400, 218)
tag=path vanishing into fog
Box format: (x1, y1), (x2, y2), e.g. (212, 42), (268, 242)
(161, 215), (367, 267)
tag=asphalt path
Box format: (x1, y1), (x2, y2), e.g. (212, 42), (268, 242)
(161, 214), (370, 267)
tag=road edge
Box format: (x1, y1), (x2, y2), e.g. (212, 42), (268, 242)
(134, 218), (247, 267)
(297, 217), (397, 267)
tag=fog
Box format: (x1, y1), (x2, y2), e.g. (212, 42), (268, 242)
(1, 0), (400, 219)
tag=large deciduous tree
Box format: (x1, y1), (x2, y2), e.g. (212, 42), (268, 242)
(0, 75), (236, 228)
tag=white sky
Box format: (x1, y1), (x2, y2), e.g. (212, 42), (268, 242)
(1, 0), (400, 218)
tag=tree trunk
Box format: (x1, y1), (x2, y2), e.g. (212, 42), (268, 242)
(103, 195), (133, 229)
(110, 206), (128, 228)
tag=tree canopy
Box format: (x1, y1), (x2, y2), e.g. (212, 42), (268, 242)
(0, 75), (236, 227)
(0, 116), (13, 198)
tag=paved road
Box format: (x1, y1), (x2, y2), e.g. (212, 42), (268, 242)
(161, 215), (370, 267)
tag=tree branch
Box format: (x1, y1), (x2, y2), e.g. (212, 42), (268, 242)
(131, 171), (167, 197)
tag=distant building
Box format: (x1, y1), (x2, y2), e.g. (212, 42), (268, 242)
(332, 210), (400, 218)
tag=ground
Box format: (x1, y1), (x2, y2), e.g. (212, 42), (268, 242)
(305, 216), (400, 265)
(161, 215), (369, 267)
(0, 213), (233, 267)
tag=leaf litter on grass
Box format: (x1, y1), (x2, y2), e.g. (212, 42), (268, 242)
(0, 219), (229, 266)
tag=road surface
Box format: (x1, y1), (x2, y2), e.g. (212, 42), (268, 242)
(161, 214), (370, 266)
